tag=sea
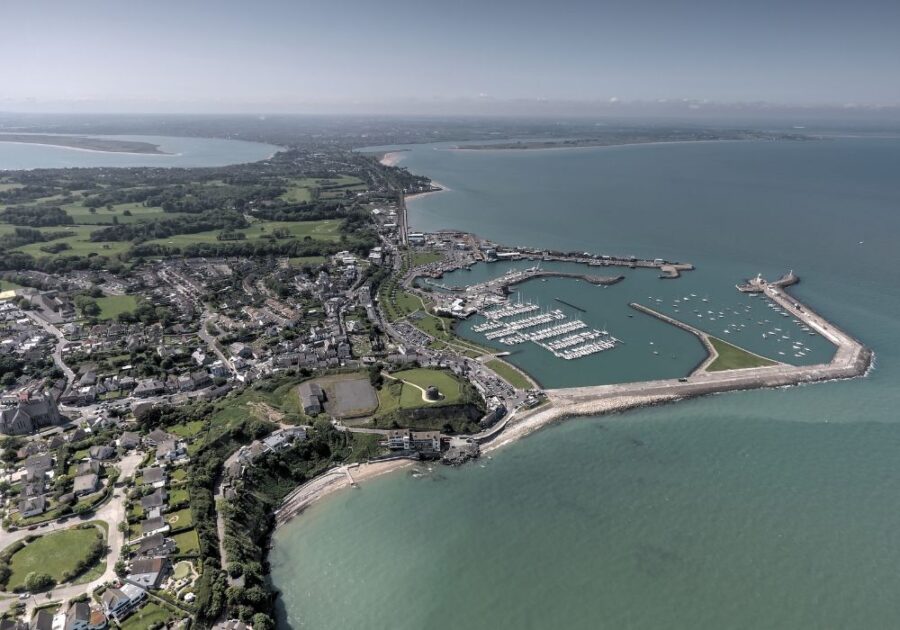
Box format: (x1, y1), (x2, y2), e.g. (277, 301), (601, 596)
(0, 134), (279, 169)
(271, 134), (900, 629)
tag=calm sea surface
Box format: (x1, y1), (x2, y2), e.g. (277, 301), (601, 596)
(272, 138), (900, 629)
(0, 134), (279, 169)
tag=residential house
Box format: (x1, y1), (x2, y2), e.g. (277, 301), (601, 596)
(63, 602), (106, 630)
(140, 516), (169, 538)
(143, 429), (174, 448)
(75, 460), (101, 476)
(18, 495), (46, 518)
(88, 445), (115, 461)
(155, 439), (186, 464)
(140, 467), (167, 488)
(133, 379), (165, 398)
(140, 489), (167, 513)
(100, 584), (146, 620)
(29, 610), (53, 630)
(384, 430), (442, 454)
(134, 533), (176, 558)
(73, 473), (100, 496)
(118, 431), (141, 450)
(126, 557), (169, 589)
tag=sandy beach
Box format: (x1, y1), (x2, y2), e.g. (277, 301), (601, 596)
(379, 151), (407, 166)
(275, 458), (416, 526)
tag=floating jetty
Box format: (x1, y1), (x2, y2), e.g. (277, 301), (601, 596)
(483, 301), (540, 319)
(474, 299), (621, 357)
(554, 297), (586, 312)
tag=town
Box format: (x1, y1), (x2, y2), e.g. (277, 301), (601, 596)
(0, 128), (871, 630)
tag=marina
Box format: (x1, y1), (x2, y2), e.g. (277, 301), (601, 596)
(473, 299), (621, 359)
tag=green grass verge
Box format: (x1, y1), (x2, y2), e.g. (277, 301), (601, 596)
(707, 337), (778, 371)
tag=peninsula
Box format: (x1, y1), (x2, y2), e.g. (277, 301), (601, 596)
(0, 133), (168, 154)
(455, 129), (812, 151)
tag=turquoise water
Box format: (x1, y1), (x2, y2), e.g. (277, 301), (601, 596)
(272, 137), (900, 629)
(432, 260), (834, 388)
(0, 134), (279, 169)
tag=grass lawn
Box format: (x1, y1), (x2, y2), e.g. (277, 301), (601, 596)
(62, 201), (173, 225)
(172, 561), (192, 580)
(167, 508), (193, 528)
(0, 280), (23, 292)
(5, 526), (103, 590)
(207, 376), (305, 441)
(168, 488), (190, 507)
(170, 468), (188, 482)
(172, 529), (200, 555)
(119, 602), (173, 630)
(279, 179), (314, 203)
(0, 224), (131, 259)
(169, 420), (206, 438)
(145, 219), (342, 248)
(94, 295), (138, 320)
(409, 251), (443, 267)
(707, 337), (778, 371)
(393, 369), (463, 404)
(289, 255), (327, 266)
(485, 359), (534, 389)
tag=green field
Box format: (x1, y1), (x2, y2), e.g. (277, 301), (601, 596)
(119, 602), (173, 630)
(395, 369), (463, 403)
(169, 420), (206, 438)
(0, 224), (131, 259)
(485, 359), (534, 389)
(707, 337), (778, 371)
(4, 527), (103, 590)
(289, 255), (327, 266)
(0, 280), (22, 292)
(146, 219), (342, 248)
(409, 251), (443, 267)
(61, 201), (175, 225)
(94, 295), (138, 320)
(172, 529), (200, 555)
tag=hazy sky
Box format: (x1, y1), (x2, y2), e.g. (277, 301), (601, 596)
(3, 0), (900, 113)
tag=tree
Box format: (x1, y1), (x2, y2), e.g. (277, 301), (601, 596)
(252, 614), (275, 630)
(23, 572), (55, 592)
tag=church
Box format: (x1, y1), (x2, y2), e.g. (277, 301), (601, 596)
(0, 393), (63, 435)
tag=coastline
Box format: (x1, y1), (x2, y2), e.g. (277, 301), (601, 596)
(0, 139), (173, 157)
(378, 150), (407, 166)
(449, 138), (747, 155)
(274, 458), (415, 527)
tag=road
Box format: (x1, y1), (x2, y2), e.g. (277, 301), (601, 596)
(0, 452), (144, 616)
(199, 311), (238, 377)
(24, 312), (74, 383)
